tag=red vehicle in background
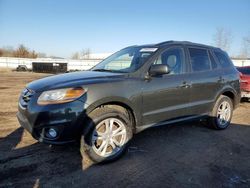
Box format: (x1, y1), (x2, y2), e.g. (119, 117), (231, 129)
(236, 66), (250, 99)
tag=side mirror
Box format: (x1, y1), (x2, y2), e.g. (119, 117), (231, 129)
(149, 64), (170, 76)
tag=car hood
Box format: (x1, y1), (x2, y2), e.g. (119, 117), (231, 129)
(27, 71), (124, 92)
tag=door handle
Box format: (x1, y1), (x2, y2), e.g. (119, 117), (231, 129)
(179, 81), (191, 88)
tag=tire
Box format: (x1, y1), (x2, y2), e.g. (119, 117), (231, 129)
(16, 67), (21, 72)
(80, 105), (133, 163)
(208, 95), (233, 130)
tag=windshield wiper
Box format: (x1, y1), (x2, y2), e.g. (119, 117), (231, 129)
(92, 69), (111, 72)
(92, 69), (127, 73)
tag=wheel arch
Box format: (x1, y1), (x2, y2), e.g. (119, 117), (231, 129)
(216, 87), (239, 109)
(85, 97), (139, 133)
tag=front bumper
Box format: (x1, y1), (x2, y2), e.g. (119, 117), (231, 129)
(17, 91), (89, 144)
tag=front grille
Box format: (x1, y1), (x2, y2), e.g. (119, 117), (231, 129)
(20, 88), (34, 108)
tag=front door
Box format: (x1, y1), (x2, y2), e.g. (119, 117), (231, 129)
(142, 46), (191, 126)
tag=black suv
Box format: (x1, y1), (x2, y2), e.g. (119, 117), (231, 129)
(17, 41), (240, 163)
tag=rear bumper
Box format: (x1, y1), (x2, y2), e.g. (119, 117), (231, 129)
(241, 90), (250, 98)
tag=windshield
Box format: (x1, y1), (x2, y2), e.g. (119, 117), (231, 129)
(237, 67), (250, 75)
(92, 47), (157, 73)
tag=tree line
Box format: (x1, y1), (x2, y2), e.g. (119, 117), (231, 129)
(0, 44), (40, 58)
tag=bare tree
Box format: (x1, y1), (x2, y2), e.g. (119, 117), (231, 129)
(71, 52), (80, 59)
(30, 50), (38, 58)
(14, 44), (30, 58)
(82, 48), (91, 59)
(239, 35), (250, 58)
(0, 45), (39, 58)
(0, 49), (3, 57)
(213, 27), (233, 52)
(0, 46), (15, 57)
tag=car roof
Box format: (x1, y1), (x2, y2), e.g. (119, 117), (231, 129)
(135, 40), (222, 51)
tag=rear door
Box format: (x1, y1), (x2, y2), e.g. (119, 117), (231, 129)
(185, 46), (223, 116)
(141, 46), (191, 126)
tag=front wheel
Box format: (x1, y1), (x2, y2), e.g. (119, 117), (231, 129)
(208, 95), (233, 130)
(80, 106), (133, 163)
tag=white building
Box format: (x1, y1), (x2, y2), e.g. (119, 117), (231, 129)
(231, 58), (250, 67)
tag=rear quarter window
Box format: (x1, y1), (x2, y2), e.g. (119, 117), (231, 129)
(214, 51), (232, 68)
(188, 48), (211, 72)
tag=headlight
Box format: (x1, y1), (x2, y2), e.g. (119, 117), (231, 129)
(37, 87), (86, 105)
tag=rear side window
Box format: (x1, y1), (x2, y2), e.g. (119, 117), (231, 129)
(214, 51), (232, 68)
(188, 48), (211, 72)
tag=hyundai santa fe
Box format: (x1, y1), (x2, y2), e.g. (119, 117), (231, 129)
(17, 41), (241, 163)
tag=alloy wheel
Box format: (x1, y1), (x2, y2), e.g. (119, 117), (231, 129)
(217, 101), (231, 127)
(91, 118), (127, 157)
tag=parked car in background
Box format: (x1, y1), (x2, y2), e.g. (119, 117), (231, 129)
(17, 41), (241, 163)
(236, 66), (250, 99)
(16, 65), (29, 72)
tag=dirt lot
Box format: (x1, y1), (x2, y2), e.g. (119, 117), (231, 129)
(0, 71), (250, 188)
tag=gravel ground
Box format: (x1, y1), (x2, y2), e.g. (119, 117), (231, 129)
(0, 71), (249, 188)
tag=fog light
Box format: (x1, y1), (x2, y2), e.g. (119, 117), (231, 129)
(48, 128), (57, 138)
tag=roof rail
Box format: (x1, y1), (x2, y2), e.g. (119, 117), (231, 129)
(156, 40), (196, 46)
(155, 40), (221, 50)
(156, 41), (175, 46)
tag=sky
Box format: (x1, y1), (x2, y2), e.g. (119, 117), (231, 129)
(0, 0), (250, 58)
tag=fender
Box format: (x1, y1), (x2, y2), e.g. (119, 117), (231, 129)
(85, 96), (142, 127)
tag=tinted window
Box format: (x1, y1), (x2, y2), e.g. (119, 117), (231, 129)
(236, 67), (250, 75)
(153, 48), (184, 74)
(189, 48), (211, 72)
(209, 51), (218, 69)
(214, 51), (232, 68)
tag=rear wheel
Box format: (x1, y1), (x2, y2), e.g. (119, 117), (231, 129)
(80, 106), (133, 163)
(209, 95), (233, 130)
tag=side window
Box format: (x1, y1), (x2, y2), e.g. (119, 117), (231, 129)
(153, 48), (184, 74)
(188, 48), (211, 72)
(214, 51), (232, 68)
(209, 51), (218, 69)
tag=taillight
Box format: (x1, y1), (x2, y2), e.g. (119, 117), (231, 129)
(241, 80), (248, 84)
